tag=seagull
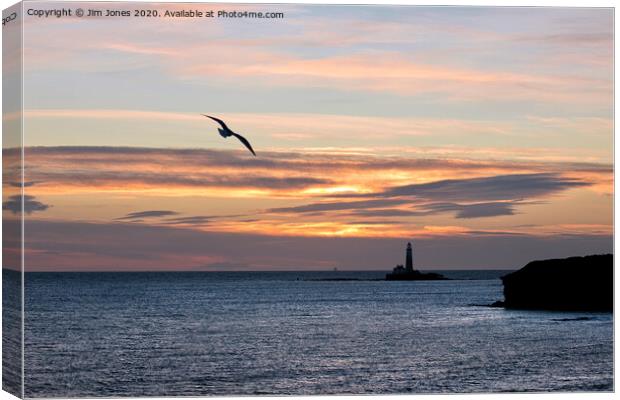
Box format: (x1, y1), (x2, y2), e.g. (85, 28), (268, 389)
(202, 115), (256, 156)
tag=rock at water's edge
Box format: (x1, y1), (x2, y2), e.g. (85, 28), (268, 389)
(500, 254), (612, 312)
(385, 270), (448, 281)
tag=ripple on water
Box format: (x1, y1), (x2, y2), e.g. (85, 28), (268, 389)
(22, 271), (613, 396)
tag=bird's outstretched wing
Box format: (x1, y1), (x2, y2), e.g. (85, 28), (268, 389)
(202, 114), (230, 131)
(231, 132), (256, 156)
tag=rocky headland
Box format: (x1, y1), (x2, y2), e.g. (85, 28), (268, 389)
(493, 254), (612, 312)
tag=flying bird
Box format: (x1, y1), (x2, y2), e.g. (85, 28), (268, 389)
(202, 115), (256, 156)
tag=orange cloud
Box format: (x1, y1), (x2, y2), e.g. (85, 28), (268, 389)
(11, 146), (607, 198)
(7, 146), (611, 241)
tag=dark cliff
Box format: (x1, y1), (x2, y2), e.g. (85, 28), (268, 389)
(500, 254), (612, 312)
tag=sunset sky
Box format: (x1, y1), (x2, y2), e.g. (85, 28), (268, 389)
(4, 3), (613, 271)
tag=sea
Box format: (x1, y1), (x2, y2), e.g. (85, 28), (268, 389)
(3, 269), (614, 397)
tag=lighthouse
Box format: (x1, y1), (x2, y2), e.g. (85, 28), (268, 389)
(405, 242), (413, 272)
(386, 241), (446, 280)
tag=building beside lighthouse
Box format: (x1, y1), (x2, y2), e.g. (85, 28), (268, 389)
(385, 242), (447, 281)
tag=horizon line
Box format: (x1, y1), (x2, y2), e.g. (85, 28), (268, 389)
(3, 267), (518, 273)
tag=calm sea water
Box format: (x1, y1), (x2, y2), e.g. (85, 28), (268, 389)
(17, 270), (613, 397)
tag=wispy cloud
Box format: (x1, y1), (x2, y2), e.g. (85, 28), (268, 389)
(514, 32), (612, 45)
(2, 195), (50, 215)
(260, 172), (593, 231)
(23, 5), (612, 104)
(379, 173), (588, 202)
(345, 201), (518, 219)
(116, 210), (179, 220)
(11, 146), (610, 192)
(22, 109), (517, 140)
(182, 51), (610, 102)
(163, 216), (212, 226)
(268, 199), (408, 214)
(424, 201), (517, 219)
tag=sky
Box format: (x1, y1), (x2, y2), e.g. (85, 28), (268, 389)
(2, 2), (613, 271)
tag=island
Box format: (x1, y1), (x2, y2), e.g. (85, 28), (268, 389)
(385, 242), (448, 281)
(493, 254), (612, 311)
